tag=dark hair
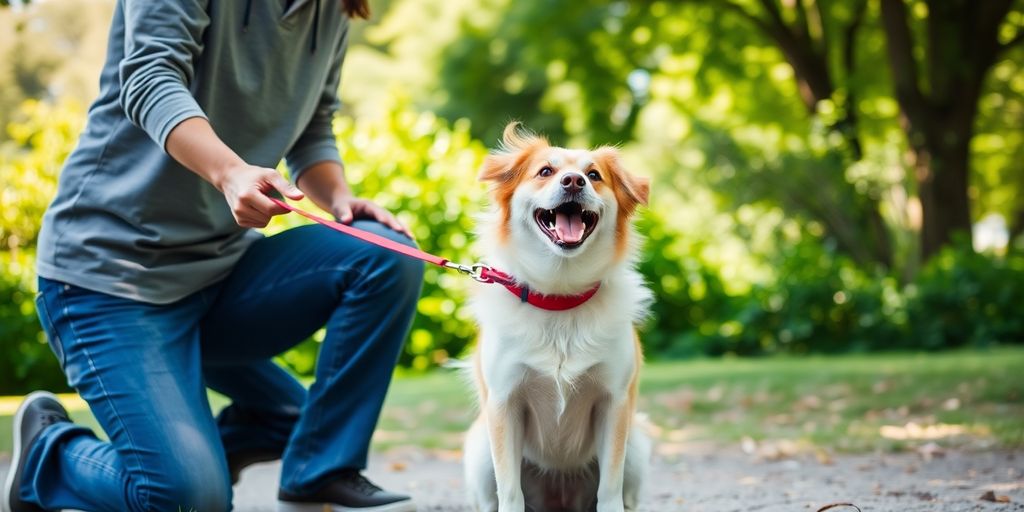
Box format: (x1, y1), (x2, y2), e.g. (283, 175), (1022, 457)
(343, 0), (370, 19)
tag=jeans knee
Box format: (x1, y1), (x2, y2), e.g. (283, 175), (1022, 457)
(382, 249), (425, 296)
(352, 221), (425, 297)
(131, 462), (232, 512)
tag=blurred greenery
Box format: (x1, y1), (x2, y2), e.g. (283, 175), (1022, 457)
(1, 0), (1023, 394)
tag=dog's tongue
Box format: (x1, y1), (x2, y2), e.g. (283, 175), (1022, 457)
(554, 211), (585, 243)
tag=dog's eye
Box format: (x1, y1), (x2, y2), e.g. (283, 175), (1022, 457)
(587, 170), (602, 181)
(538, 166), (554, 177)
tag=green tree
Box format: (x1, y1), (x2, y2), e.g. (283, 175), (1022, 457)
(878, 0), (1023, 259)
(401, 0), (1023, 270)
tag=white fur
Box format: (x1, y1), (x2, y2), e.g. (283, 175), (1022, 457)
(462, 146), (653, 512)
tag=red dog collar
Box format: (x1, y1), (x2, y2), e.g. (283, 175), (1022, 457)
(480, 267), (601, 311)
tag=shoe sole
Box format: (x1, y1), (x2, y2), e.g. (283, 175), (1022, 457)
(277, 500), (416, 512)
(3, 391), (61, 512)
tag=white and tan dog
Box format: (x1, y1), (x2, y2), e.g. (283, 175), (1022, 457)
(463, 123), (653, 512)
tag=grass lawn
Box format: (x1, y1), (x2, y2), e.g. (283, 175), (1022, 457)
(2, 348), (1022, 457)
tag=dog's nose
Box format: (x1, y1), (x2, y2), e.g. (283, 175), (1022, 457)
(560, 172), (586, 193)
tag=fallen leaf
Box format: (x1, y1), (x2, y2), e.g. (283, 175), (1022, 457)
(942, 398), (961, 411)
(816, 503), (861, 512)
(917, 442), (946, 461)
(741, 436), (757, 454)
(815, 448), (834, 465)
(980, 490), (1011, 503)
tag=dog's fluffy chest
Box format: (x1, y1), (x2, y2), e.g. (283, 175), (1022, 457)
(518, 367), (608, 469)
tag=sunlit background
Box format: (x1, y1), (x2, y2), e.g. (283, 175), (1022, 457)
(1, 0), (1023, 459)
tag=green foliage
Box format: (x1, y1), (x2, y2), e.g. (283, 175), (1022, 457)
(0, 99), (83, 394)
(645, 234), (1024, 360)
(716, 239), (903, 355)
(0, 249), (65, 394)
(906, 241), (1024, 349)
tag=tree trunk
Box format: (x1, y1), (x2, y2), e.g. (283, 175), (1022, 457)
(878, 0), (1018, 263)
(912, 136), (973, 259)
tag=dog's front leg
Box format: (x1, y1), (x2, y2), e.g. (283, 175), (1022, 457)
(485, 400), (525, 511)
(595, 395), (633, 512)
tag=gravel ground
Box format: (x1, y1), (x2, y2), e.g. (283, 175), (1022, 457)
(6, 446), (1019, 511)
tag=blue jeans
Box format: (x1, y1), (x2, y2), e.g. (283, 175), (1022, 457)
(23, 223), (424, 511)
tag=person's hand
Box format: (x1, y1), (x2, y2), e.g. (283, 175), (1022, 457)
(217, 164), (304, 228)
(331, 194), (412, 239)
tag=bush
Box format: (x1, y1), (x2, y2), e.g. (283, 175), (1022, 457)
(0, 99), (83, 394)
(0, 250), (67, 394)
(713, 239), (904, 356)
(906, 241), (1024, 349)
(644, 234), (1024, 359)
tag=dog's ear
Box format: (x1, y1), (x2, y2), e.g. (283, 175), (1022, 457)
(479, 154), (513, 183)
(628, 174), (651, 207)
(479, 122), (548, 183)
(594, 147), (649, 214)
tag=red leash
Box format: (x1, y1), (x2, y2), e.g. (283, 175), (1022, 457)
(270, 198), (600, 311)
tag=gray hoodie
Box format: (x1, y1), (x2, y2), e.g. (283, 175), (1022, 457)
(36, 0), (349, 304)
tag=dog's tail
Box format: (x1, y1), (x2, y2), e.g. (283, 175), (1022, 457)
(442, 358), (476, 389)
(441, 358), (471, 371)
(443, 358), (483, 409)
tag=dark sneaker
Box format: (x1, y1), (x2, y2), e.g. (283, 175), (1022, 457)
(277, 470), (416, 512)
(3, 391), (71, 512)
(227, 448), (282, 485)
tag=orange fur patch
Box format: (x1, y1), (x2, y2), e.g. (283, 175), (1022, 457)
(592, 148), (650, 259)
(479, 123), (551, 243)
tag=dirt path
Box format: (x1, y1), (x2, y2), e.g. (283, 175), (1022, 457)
(2, 447), (1021, 511)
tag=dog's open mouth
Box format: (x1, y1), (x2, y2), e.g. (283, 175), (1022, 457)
(534, 202), (599, 249)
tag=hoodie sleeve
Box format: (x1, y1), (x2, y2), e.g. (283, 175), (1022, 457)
(118, 0), (211, 150)
(285, 25), (350, 185)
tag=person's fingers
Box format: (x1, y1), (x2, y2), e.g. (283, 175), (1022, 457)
(363, 202), (412, 237)
(229, 189), (275, 223)
(396, 221), (413, 238)
(236, 213), (268, 228)
(334, 202), (354, 224)
(362, 202), (392, 225)
(267, 171), (304, 200)
(381, 210), (406, 233)
(241, 186), (286, 217)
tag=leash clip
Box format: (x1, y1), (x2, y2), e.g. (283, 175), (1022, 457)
(443, 261), (493, 283)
